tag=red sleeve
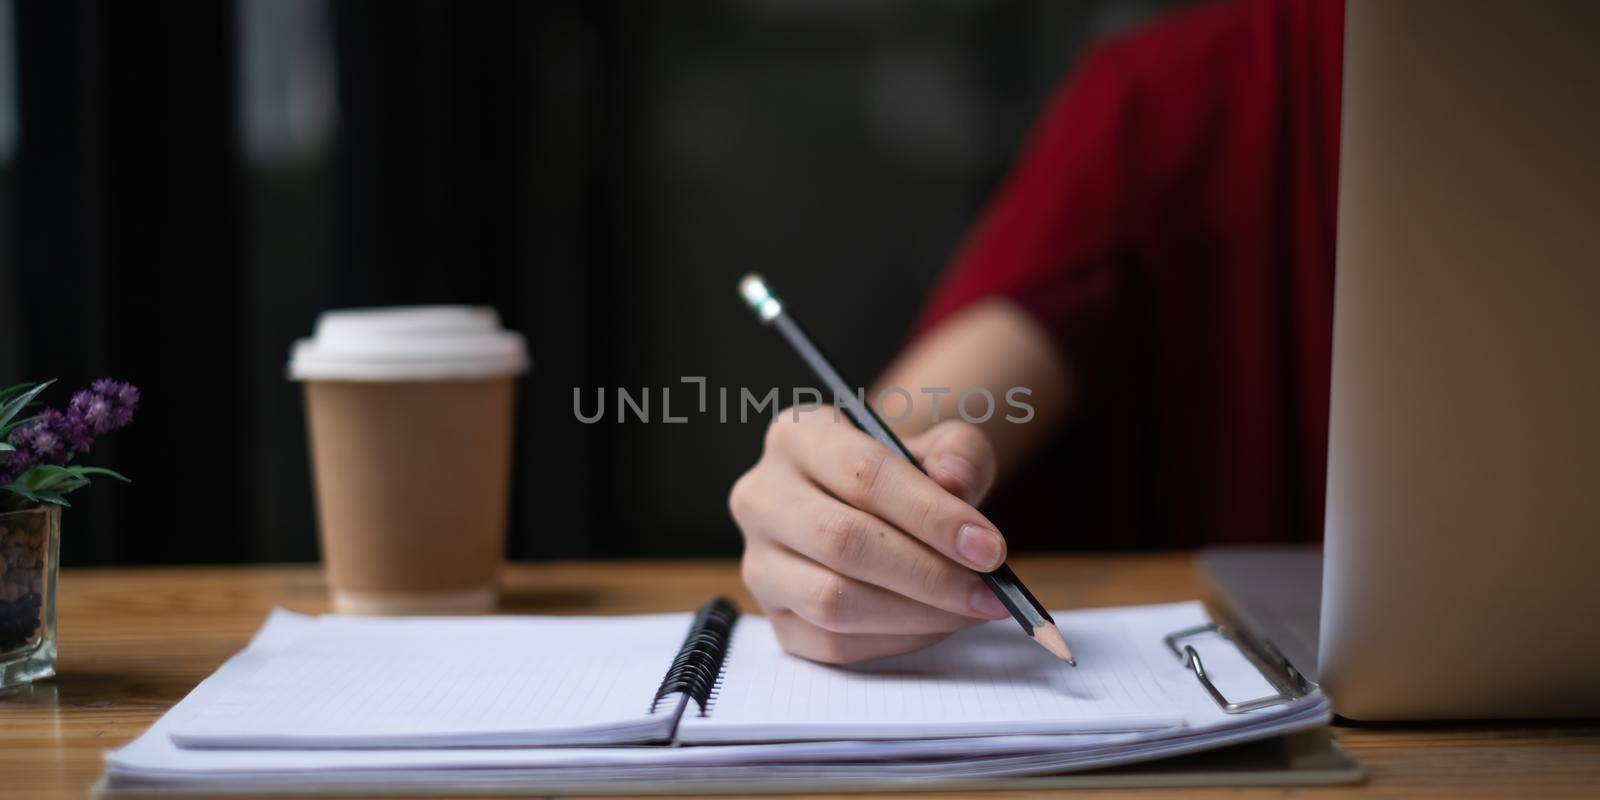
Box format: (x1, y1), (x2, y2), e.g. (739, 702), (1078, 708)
(913, 43), (1133, 383)
(915, 0), (1344, 547)
(913, 0), (1325, 389)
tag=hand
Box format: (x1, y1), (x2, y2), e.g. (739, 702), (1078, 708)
(729, 407), (1011, 664)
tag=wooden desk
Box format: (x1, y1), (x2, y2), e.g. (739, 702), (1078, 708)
(1, 555), (1596, 799)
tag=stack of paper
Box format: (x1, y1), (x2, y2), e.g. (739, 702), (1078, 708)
(102, 602), (1333, 794)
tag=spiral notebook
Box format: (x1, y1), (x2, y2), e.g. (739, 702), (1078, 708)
(161, 599), (1317, 751)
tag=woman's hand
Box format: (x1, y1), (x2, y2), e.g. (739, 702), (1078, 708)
(729, 408), (1010, 664)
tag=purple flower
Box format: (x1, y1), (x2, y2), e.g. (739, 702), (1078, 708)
(69, 390), (115, 437)
(21, 412), (70, 459)
(1, 412), (76, 484)
(88, 379), (139, 430)
(53, 401), (96, 452)
(0, 378), (139, 485)
(92, 379), (140, 410)
(0, 447), (36, 485)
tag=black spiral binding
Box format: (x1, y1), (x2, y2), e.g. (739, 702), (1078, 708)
(649, 596), (740, 717)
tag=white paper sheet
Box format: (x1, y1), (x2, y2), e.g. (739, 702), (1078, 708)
(677, 602), (1245, 742)
(171, 611), (693, 747)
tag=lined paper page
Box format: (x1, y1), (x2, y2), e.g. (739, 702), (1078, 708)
(170, 612), (695, 748)
(678, 601), (1267, 742)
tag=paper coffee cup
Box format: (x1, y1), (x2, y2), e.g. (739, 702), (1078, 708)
(289, 307), (529, 614)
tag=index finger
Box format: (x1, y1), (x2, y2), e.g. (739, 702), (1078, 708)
(779, 415), (1007, 572)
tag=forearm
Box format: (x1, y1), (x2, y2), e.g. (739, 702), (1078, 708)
(873, 298), (1072, 480)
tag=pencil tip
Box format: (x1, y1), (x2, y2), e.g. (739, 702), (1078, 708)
(1031, 622), (1077, 665)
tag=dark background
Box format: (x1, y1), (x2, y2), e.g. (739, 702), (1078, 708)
(0, 0), (1177, 567)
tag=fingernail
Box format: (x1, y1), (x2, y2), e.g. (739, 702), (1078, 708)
(969, 585), (1010, 618)
(933, 454), (978, 500)
(956, 524), (1004, 571)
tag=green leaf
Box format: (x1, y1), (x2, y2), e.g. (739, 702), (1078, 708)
(0, 380), (53, 430)
(22, 464), (77, 480)
(0, 384), (33, 405)
(12, 464), (128, 498)
(19, 465), (90, 495)
(32, 475), (89, 495)
(33, 491), (70, 507)
(2, 476), (73, 507)
(0, 442), (11, 452)
(71, 466), (132, 483)
(2, 483), (42, 505)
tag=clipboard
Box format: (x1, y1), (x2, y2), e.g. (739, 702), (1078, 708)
(96, 625), (1361, 797)
(96, 602), (1361, 795)
(94, 729), (1361, 796)
(1165, 621), (1318, 714)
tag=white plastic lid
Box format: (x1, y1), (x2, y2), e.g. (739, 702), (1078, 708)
(287, 306), (530, 382)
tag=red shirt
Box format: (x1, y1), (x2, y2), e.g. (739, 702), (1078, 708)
(917, 0), (1344, 548)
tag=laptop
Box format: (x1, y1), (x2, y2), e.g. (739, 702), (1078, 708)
(1202, 0), (1600, 721)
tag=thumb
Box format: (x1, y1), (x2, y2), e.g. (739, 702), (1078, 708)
(905, 420), (998, 507)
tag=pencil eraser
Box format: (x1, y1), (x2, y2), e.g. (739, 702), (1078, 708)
(738, 274), (782, 322)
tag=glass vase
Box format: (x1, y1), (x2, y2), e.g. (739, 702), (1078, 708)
(0, 505), (60, 688)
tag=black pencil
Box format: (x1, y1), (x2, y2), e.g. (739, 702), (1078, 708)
(737, 274), (1077, 666)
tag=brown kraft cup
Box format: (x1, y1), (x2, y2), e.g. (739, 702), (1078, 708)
(289, 307), (529, 614)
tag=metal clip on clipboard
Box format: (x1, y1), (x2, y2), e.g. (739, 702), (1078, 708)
(1164, 623), (1317, 714)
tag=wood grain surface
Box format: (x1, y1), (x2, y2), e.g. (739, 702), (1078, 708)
(1, 555), (1596, 799)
